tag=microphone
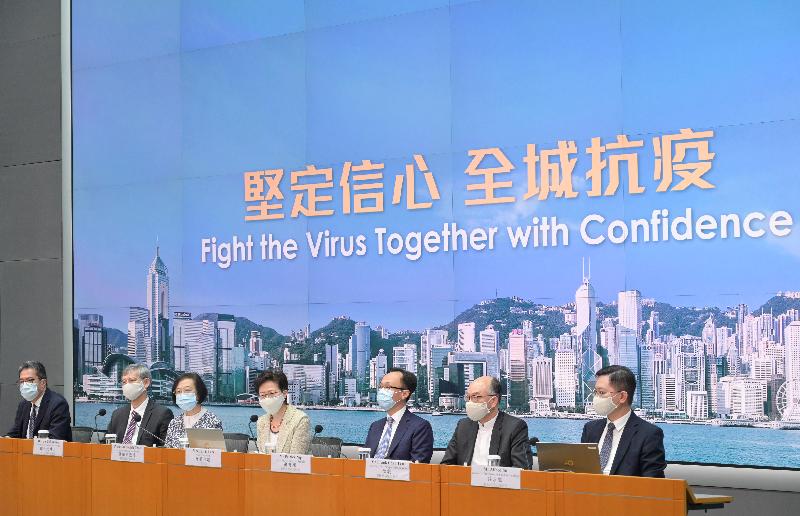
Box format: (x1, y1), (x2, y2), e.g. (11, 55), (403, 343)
(529, 437), (540, 459)
(248, 415), (258, 441)
(131, 412), (165, 447)
(313, 424), (323, 438)
(94, 408), (107, 442)
(94, 408), (107, 432)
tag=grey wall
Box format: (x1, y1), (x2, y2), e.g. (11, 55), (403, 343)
(0, 0), (65, 426)
(0, 1), (797, 514)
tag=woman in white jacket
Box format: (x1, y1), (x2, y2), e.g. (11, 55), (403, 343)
(254, 370), (311, 454)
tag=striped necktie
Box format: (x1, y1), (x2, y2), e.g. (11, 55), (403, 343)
(122, 413), (138, 444)
(27, 405), (37, 439)
(374, 417), (395, 459)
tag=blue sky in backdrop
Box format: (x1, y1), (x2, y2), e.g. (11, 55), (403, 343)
(72, 0), (800, 332)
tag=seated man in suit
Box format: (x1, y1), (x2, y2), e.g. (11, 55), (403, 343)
(107, 363), (173, 446)
(366, 368), (433, 463)
(6, 361), (72, 441)
(581, 365), (666, 477)
(441, 376), (531, 469)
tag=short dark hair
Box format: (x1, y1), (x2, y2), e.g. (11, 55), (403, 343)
(254, 369), (289, 393)
(387, 367), (416, 401)
(19, 361), (47, 380)
(171, 372), (208, 404)
(596, 365), (636, 405)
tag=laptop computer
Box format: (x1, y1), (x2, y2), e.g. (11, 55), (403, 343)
(535, 443), (602, 474)
(185, 428), (227, 451)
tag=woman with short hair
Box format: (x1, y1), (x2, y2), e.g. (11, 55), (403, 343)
(254, 370), (311, 454)
(164, 372), (223, 448)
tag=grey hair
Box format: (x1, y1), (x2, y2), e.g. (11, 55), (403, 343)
(122, 363), (151, 381)
(19, 361), (47, 379)
(488, 377), (501, 396)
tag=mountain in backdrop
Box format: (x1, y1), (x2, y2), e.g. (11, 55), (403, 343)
(85, 293), (800, 365)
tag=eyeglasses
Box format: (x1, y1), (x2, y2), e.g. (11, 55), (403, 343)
(593, 390), (619, 398)
(379, 385), (407, 391)
(465, 393), (496, 402)
(175, 389), (197, 395)
(258, 392), (283, 400)
(16, 378), (39, 385)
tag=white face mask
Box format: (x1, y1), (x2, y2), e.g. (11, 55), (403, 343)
(122, 381), (146, 401)
(592, 392), (620, 417)
(465, 400), (491, 422)
(259, 394), (286, 415)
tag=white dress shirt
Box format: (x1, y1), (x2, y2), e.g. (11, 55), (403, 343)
(598, 408), (632, 475)
(378, 405), (407, 450)
(124, 397), (150, 444)
(471, 412), (498, 466)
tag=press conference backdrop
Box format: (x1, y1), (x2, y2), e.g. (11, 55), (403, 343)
(71, 1), (800, 469)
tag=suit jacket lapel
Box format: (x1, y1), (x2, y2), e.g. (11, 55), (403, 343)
(119, 403), (131, 443)
(387, 410), (411, 457)
(34, 390), (51, 432)
(464, 421), (479, 465)
(137, 400), (155, 445)
(277, 406), (295, 452)
(610, 413), (639, 475)
(488, 411), (504, 455)
(21, 401), (33, 436)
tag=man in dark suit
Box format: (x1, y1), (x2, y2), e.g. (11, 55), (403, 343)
(366, 368), (434, 463)
(581, 365), (666, 478)
(6, 361), (72, 441)
(441, 376), (531, 469)
(107, 363), (173, 447)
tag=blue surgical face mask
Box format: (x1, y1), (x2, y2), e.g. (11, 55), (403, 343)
(377, 388), (396, 411)
(176, 393), (198, 412)
(19, 381), (40, 402)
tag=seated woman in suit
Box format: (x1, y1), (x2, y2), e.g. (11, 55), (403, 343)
(255, 370), (311, 454)
(164, 373), (223, 448)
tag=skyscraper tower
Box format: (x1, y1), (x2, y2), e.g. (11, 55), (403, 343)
(617, 289), (642, 406)
(147, 246), (170, 365)
(508, 329), (528, 409)
(575, 258), (600, 408)
(354, 322), (371, 391)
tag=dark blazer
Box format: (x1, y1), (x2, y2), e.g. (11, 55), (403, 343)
(107, 399), (174, 447)
(441, 411), (531, 469)
(581, 410), (666, 478)
(366, 409), (434, 463)
(6, 388), (72, 441)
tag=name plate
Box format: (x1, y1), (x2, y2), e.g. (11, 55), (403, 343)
(185, 447), (221, 468)
(471, 465), (521, 490)
(111, 443), (145, 463)
(365, 458), (410, 481)
(33, 438), (64, 457)
(270, 453), (312, 474)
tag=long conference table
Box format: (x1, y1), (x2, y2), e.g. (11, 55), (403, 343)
(0, 438), (727, 516)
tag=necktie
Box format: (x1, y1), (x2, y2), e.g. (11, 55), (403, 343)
(374, 417), (395, 459)
(122, 412), (138, 444)
(27, 405), (38, 439)
(599, 422), (616, 471)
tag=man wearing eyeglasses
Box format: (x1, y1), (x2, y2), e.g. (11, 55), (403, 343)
(441, 376), (531, 469)
(366, 368), (434, 462)
(581, 365), (666, 477)
(5, 361), (72, 441)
